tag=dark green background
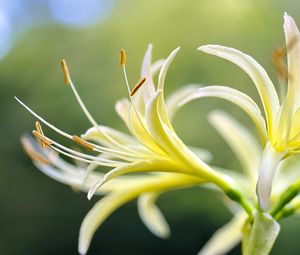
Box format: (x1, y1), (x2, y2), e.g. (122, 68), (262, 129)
(2, 0), (300, 254)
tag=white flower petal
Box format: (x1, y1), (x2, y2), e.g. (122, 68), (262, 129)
(199, 44), (279, 137)
(188, 146), (213, 163)
(180, 85), (267, 143)
(158, 47), (180, 91)
(157, 47), (181, 128)
(87, 159), (183, 199)
(138, 192), (170, 238)
(284, 13), (300, 112)
(198, 212), (247, 255)
(256, 143), (284, 211)
(208, 110), (261, 183)
(82, 125), (136, 148)
(165, 84), (201, 121)
(115, 98), (131, 128)
(80, 174), (202, 254)
(79, 191), (136, 255)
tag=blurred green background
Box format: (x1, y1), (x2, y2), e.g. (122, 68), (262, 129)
(2, 0), (300, 254)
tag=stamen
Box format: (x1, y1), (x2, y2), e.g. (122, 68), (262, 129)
(72, 135), (95, 151)
(61, 63), (135, 154)
(35, 121), (48, 148)
(32, 130), (53, 147)
(21, 137), (50, 165)
(130, 77), (146, 96)
(61, 59), (71, 85)
(15, 98), (136, 159)
(121, 62), (163, 153)
(120, 49), (126, 66)
(38, 132), (124, 166)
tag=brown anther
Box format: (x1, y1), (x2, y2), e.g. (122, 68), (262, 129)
(21, 137), (50, 165)
(120, 49), (126, 66)
(32, 130), (53, 147)
(272, 36), (299, 82)
(61, 59), (71, 85)
(34, 121), (47, 148)
(130, 77), (146, 96)
(272, 48), (289, 82)
(72, 135), (95, 151)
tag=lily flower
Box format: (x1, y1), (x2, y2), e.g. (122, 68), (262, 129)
(180, 13), (300, 211)
(18, 45), (247, 254)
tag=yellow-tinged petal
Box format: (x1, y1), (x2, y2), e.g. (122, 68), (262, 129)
(79, 191), (136, 255)
(275, 14), (300, 149)
(187, 146), (213, 163)
(79, 173), (202, 255)
(146, 91), (232, 188)
(158, 47), (180, 91)
(115, 98), (131, 128)
(256, 142), (284, 211)
(138, 192), (170, 238)
(284, 13), (300, 112)
(82, 125), (136, 148)
(198, 45), (279, 139)
(165, 84), (201, 121)
(208, 110), (261, 183)
(290, 107), (300, 140)
(128, 103), (165, 153)
(87, 159), (184, 199)
(157, 47), (180, 129)
(146, 91), (200, 167)
(198, 212), (247, 255)
(179, 85), (267, 143)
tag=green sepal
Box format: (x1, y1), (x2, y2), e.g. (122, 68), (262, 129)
(242, 211), (280, 255)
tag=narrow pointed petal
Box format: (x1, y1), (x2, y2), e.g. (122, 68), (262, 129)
(82, 125), (136, 148)
(284, 13), (300, 112)
(187, 146), (213, 163)
(158, 47), (180, 91)
(115, 98), (131, 128)
(290, 107), (300, 140)
(79, 191), (136, 255)
(137, 44), (156, 108)
(146, 91), (228, 186)
(198, 213), (247, 255)
(141, 44), (153, 77)
(145, 91), (200, 167)
(256, 143), (284, 211)
(209, 110), (261, 182)
(138, 192), (170, 238)
(199, 45), (279, 137)
(165, 84), (201, 121)
(157, 47), (181, 128)
(180, 85), (267, 143)
(87, 159), (183, 199)
(80, 174), (203, 254)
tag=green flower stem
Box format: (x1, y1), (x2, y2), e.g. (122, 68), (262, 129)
(270, 179), (300, 218)
(225, 188), (254, 216)
(274, 205), (295, 221)
(193, 163), (254, 216)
